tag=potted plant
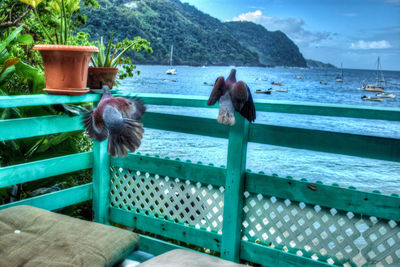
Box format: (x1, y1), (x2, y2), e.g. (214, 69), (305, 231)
(88, 33), (152, 90)
(20, 0), (99, 95)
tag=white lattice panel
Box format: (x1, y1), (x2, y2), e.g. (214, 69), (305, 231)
(242, 192), (400, 266)
(110, 167), (225, 233)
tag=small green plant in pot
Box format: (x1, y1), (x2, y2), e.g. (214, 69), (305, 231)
(88, 33), (152, 90)
(20, 0), (99, 95)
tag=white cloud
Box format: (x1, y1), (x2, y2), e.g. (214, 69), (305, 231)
(230, 10), (330, 46)
(350, 40), (392, 49)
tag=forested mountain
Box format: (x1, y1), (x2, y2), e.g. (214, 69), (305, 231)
(225, 21), (307, 67)
(306, 59), (336, 68)
(82, 0), (307, 67)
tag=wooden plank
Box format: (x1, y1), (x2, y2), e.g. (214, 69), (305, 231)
(1, 93), (399, 121)
(249, 123), (400, 162)
(0, 183), (92, 211)
(141, 112), (229, 139)
(245, 172), (400, 221)
(0, 152), (93, 188)
(118, 93), (400, 121)
(92, 140), (111, 224)
(253, 99), (400, 122)
(240, 241), (332, 267)
(111, 154), (226, 187)
(118, 93), (211, 109)
(0, 115), (84, 141)
(136, 235), (186, 257)
(110, 207), (222, 252)
(221, 114), (249, 262)
(0, 94), (100, 108)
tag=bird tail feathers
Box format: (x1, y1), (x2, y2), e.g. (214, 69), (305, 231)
(108, 119), (144, 157)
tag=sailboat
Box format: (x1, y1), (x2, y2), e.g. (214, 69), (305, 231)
(336, 63), (343, 82)
(362, 57), (385, 92)
(166, 45), (177, 75)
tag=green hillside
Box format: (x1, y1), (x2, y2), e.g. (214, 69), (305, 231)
(82, 0), (307, 67)
(225, 21), (307, 67)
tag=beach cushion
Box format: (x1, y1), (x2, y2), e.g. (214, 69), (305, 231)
(137, 249), (248, 267)
(0, 205), (139, 267)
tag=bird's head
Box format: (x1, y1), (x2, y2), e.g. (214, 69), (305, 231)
(226, 69), (237, 83)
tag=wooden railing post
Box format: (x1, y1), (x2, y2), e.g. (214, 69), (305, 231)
(92, 139), (110, 224)
(221, 113), (249, 262)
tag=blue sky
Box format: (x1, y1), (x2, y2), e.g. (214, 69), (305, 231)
(181, 0), (400, 70)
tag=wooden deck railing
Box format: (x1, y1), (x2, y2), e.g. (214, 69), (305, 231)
(1, 93), (399, 267)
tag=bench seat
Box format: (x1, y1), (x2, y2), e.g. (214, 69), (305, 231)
(0, 205), (139, 267)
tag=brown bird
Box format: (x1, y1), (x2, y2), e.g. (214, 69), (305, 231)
(208, 69), (256, 125)
(83, 86), (145, 157)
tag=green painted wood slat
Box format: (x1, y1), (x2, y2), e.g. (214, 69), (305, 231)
(0, 94), (100, 108)
(3, 93), (399, 121)
(109, 207), (222, 253)
(92, 140), (111, 224)
(111, 154), (226, 187)
(136, 235), (188, 258)
(0, 115), (84, 141)
(221, 114), (249, 262)
(240, 241), (332, 267)
(0, 183), (92, 211)
(0, 152), (93, 188)
(249, 123), (400, 162)
(245, 172), (400, 221)
(141, 112), (229, 139)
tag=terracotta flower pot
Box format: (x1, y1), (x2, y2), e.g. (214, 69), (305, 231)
(87, 67), (119, 90)
(33, 45), (99, 96)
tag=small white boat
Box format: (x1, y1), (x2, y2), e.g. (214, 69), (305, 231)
(361, 96), (382, 102)
(376, 93), (396, 98)
(336, 63), (343, 82)
(362, 57), (385, 92)
(166, 45), (177, 75)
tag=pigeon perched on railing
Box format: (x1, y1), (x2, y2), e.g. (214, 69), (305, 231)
(83, 86), (145, 157)
(208, 69), (256, 125)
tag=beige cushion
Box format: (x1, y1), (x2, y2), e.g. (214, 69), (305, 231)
(137, 249), (248, 267)
(0, 205), (139, 267)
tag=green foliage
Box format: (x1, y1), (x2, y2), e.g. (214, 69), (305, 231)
(91, 33), (152, 81)
(19, 0), (99, 45)
(82, 0), (307, 67)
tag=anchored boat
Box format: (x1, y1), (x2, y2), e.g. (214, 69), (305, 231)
(362, 57), (385, 92)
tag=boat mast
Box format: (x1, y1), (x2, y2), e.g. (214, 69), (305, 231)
(376, 56), (380, 86)
(169, 45), (173, 68)
(341, 63), (343, 77)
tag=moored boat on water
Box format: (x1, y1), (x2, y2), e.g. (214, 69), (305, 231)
(336, 63), (344, 82)
(362, 57), (385, 92)
(376, 93), (396, 98)
(166, 45), (177, 75)
(361, 95), (382, 102)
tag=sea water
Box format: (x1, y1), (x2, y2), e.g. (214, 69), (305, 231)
(120, 65), (400, 195)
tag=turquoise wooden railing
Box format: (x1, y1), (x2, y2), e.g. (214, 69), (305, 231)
(0, 93), (399, 267)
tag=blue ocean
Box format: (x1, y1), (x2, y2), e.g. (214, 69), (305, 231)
(120, 65), (400, 195)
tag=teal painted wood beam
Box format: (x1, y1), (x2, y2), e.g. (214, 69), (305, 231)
(249, 123), (400, 162)
(110, 207), (222, 253)
(111, 154), (226, 187)
(92, 140), (111, 224)
(136, 235), (188, 257)
(0, 94), (100, 108)
(0, 115), (84, 141)
(118, 93), (400, 121)
(1, 93), (399, 121)
(245, 172), (400, 221)
(221, 114), (249, 262)
(0, 183), (92, 211)
(240, 241), (332, 267)
(0, 152), (93, 188)
(142, 112), (229, 139)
